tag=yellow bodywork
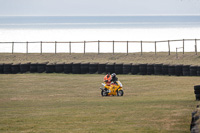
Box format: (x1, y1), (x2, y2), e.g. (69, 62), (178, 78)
(104, 81), (123, 96)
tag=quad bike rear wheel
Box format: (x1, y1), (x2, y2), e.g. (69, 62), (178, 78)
(117, 90), (124, 96)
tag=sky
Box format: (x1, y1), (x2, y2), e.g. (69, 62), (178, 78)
(0, 0), (200, 16)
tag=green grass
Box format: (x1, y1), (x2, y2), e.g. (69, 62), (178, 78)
(0, 74), (199, 133)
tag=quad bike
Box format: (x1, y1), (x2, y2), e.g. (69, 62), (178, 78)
(100, 81), (124, 96)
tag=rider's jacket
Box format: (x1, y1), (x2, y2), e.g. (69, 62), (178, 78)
(104, 75), (111, 85)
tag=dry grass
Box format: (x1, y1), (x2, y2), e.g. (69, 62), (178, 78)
(0, 74), (199, 132)
(0, 52), (200, 65)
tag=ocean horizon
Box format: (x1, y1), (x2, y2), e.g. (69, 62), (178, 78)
(0, 16), (200, 29)
(0, 16), (200, 53)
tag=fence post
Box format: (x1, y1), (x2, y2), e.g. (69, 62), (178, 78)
(195, 39), (198, 55)
(155, 41), (157, 55)
(26, 42), (28, 54)
(141, 41), (143, 55)
(98, 40), (100, 54)
(84, 41), (86, 54)
(12, 42), (14, 54)
(168, 40), (170, 55)
(69, 41), (71, 55)
(127, 41), (129, 55)
(113, 40), (114, 55)
(55, 41), (57, 54)
(40, 41), (42, 54)
(183, 39), (185, 54)
(176, 48), (178, 59)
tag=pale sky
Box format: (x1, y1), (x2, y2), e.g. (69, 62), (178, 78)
(0, 0), (200, 16)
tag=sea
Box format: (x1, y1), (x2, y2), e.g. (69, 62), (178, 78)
(0, 16), (200, 53)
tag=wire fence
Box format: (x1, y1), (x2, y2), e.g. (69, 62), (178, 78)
(0, 39), (199, 55)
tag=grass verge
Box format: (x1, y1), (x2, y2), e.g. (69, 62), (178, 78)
(1, 52), (200, 65)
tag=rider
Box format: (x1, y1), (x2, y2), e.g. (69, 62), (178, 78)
(111, 73), (118, 85)
(104, 73), (111, 86)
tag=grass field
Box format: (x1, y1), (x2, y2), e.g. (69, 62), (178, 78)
(1, 52), (200, 65)
(0, 74), (199, 133)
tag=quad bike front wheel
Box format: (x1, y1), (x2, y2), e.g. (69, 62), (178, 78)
(117, 90), (124, 96)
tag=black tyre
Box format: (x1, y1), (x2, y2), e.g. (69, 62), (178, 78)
(162, 64), (169, 75)
(0, 63), (4, 74)
(194, 90), (200, 94)
(117, 90), (124, 96)
(154, 64), (163, 75)
(101, 90), (108, 96)
(46, 63), (55, 73)
(139, 64), (147, 75)
(115, 63), (123, 74)
(30, 62), (38, 73)
(168, 65), (175, 76)
(197, 71), (200, 76)
(131, 64), (139, 75)
(123, 63), (131, 74)
(11, 63), (20, 74)
(64, 62), (72, 74)
(81, 62), (89, 74)
(4, 63), (12, 74)
(195, 94), (200, 101)
(89, 63), (98, 74)
(106, 63), (115, 74)
(190, 66), (198, 76)
(20, 63), (30, 73)
(182, 65), (190, 76)
(98, 63), (106, 74)
(194, 85), (200, 91)
(55, 62), (64, 73)
(175, 65), (183, 76)
(72, 63), (81, 74)
(37, 62), (48, 73)
(147, 64), (154, 75)
(197, 66), (200, 76)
